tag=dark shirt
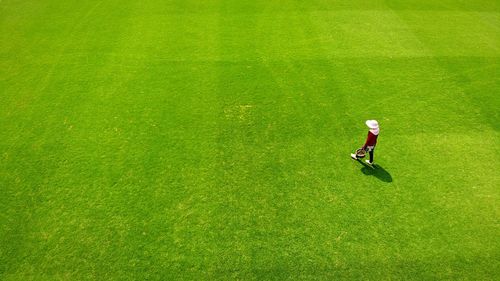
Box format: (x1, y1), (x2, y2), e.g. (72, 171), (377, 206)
(363, 131), (378, 149)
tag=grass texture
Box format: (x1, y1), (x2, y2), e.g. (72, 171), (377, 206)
(1, 0), (499, 280)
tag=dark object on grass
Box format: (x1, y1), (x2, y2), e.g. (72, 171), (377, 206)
(355, 148), (366, 158)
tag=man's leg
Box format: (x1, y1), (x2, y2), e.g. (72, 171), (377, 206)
(365, 146), (374, 165)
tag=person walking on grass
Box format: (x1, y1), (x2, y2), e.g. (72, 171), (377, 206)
(351, 120), (379, 165)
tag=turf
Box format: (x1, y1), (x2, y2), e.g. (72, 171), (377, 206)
(1, 0), (499, 280)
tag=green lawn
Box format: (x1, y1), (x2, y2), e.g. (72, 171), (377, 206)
(1, 0), (499, 280)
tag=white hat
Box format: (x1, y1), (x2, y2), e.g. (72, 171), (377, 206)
(365, 120), (379, 129)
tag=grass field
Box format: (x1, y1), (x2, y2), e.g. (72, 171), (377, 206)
(1, 0), (499, 280)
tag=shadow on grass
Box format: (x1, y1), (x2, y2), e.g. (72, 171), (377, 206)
(357, 159), (393, 183)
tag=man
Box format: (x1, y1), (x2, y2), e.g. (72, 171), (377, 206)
(351, 120), (379, 165)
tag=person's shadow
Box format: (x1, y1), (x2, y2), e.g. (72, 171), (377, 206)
(357, 159), (393, 183)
